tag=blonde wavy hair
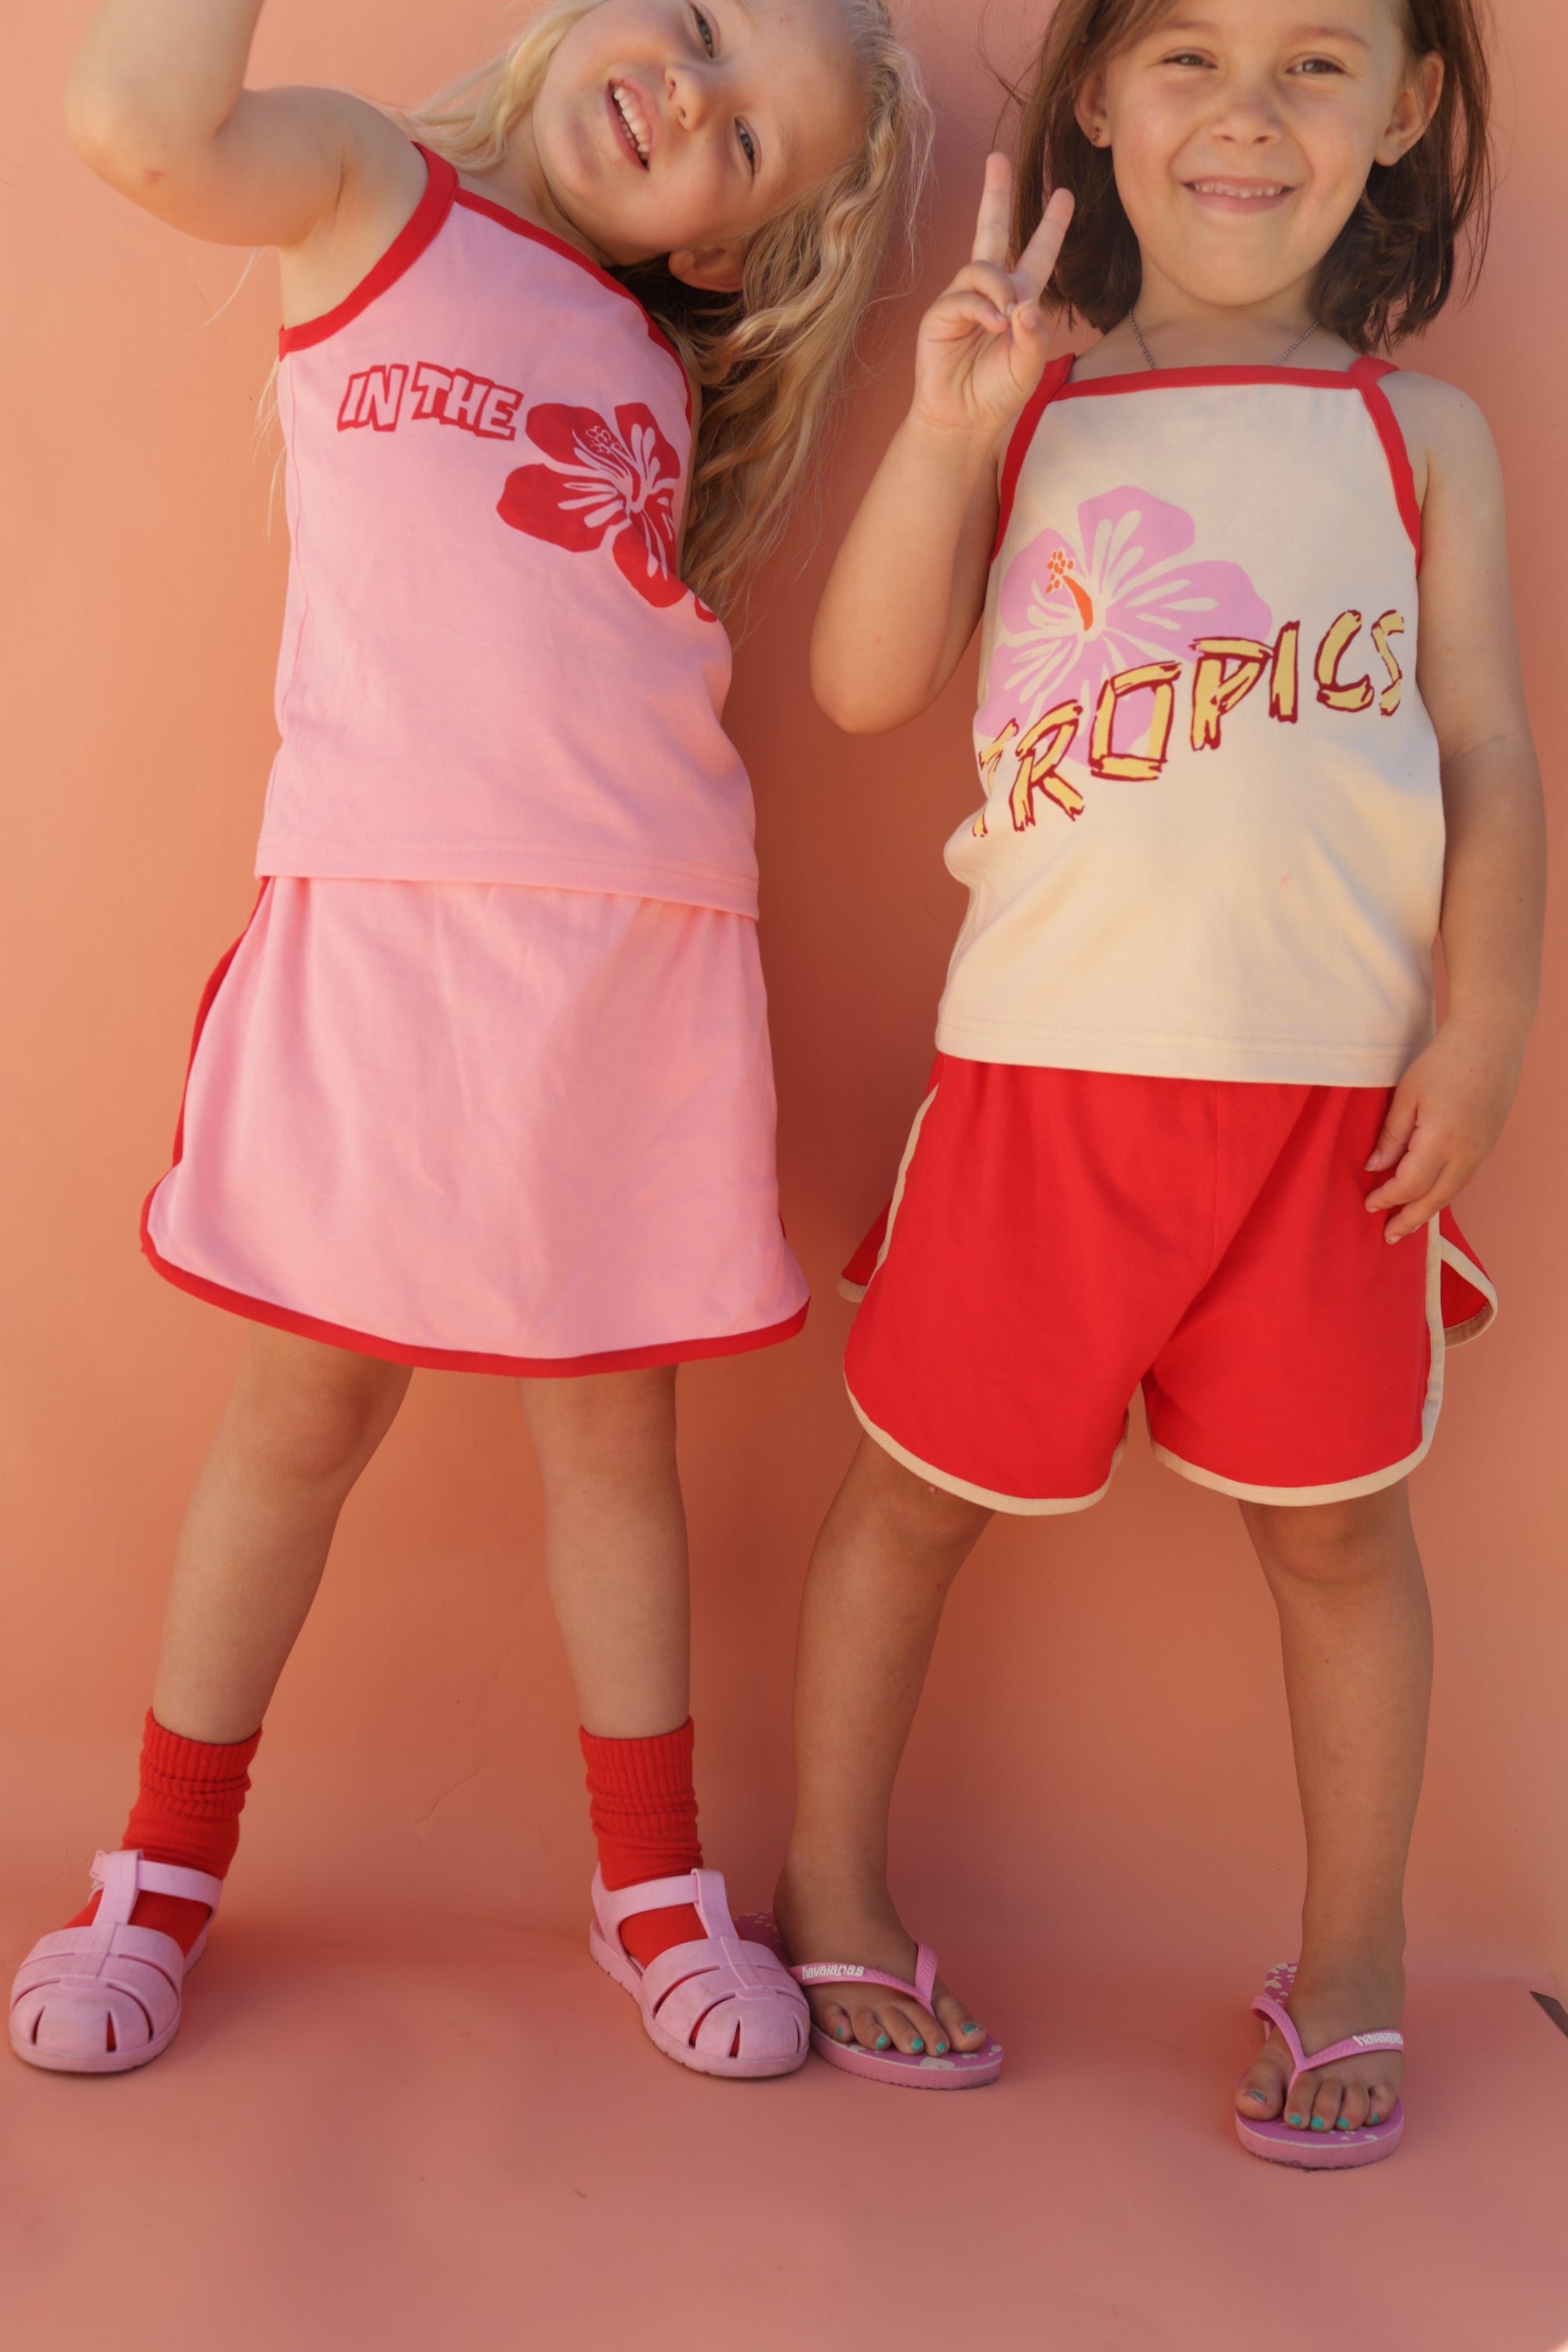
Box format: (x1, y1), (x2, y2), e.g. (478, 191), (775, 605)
(405, 0), (931, 616)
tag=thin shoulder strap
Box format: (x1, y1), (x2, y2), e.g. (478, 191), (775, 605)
(993, 353), (1076, 560)
(1348, 354), (1422, 564)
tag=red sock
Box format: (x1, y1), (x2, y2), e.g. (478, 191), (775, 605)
(580, 1719), (706, 1970)
(67, 1712), (262, 1956)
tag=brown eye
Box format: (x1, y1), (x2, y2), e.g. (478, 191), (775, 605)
(692, 7), (716, 56)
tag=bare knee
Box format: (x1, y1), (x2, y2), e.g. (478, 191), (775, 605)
(227, 1330), (411, 1487)
(518, 1365), (677, 1488)
(1243, 1484), (1414, 1588)
(854, 1436), (992, 1561)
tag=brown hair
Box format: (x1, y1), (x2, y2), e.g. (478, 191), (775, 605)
(1006, 0), (1494, 351)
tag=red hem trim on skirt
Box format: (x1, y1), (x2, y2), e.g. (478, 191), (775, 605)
(140, 1209), (808, 1377)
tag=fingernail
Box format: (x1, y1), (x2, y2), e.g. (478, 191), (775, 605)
(909, 2038), (925, 2053)
(875, 2034), (890, 2049)
(1310, 2118), (1328, 2131)
(1018, 303), (1040, 329)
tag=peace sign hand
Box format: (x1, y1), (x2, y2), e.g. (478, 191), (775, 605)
(913, 154), (1074, 444)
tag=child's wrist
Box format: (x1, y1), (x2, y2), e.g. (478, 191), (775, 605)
(899, 407), (999, 475)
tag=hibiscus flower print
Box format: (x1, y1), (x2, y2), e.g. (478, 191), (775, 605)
(498, 402), (705, 613)
(976, 485), (1272, 773)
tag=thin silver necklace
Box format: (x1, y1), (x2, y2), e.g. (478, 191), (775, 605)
(1128, 309), (1319, 371)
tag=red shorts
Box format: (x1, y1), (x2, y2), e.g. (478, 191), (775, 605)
(843, 1059), (1495, 1513)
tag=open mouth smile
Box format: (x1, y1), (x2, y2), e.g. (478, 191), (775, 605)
(1185, 179), (1294, 208)
(608, 82), (652, 169)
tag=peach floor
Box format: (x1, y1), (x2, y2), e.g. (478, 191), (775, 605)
(4, 1911), (1566, 2352)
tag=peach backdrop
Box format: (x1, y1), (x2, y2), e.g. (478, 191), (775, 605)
(3, 0), (1563, 2004)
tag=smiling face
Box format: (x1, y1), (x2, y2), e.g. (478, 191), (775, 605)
(1080, 0), (1442, 317)
(527, 0), (865, 289)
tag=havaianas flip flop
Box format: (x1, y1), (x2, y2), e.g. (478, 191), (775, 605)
(1236, 1962), (1405, 2169)
(736, 1915), (1004, 2089)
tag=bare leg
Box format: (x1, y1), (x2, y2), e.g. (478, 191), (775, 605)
(154, 1325), (412, 1741)
(1234, 1481), (1429, 2135)
(516, 1364), (690, 1739)
(774, 1435), (993, 2058)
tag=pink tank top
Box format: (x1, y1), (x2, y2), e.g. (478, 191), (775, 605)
(255, 147), (757, 916)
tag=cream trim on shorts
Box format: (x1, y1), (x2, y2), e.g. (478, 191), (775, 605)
(1153, 1218), (1497, 1507)
(847, 1380), (1130, 1517)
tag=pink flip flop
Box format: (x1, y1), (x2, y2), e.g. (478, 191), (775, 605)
(737, 1916), (1003, 2089)
(588, 1868), (809, 2079)
(9, 1849), (223, 2075)
(1236, 1962), (1405, 2168)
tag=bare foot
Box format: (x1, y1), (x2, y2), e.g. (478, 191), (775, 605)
(1235, 1959), (1404, 2136)
(773, 1865), (989, 2060)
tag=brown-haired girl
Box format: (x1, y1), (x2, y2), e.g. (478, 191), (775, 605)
(775, 0), (1541, 2166)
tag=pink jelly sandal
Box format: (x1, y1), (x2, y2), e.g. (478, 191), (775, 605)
(9, 1849), (223, 2075)
(756, 1924), (1003, 2089)
(1235, 1962), (1405, 2169)
(589, 1868), (809, 2080)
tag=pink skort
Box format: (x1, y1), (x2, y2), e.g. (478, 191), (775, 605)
(143, 879), (808, 1374)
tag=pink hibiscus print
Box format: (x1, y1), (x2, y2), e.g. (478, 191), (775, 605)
(976, 485), (1272, 769)
(498, 401), (695, 612)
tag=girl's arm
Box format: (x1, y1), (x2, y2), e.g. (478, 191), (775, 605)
(811, 158), (1073, 735)
(66, 0), (420, 303)
(1364, 376), (1547, 1241)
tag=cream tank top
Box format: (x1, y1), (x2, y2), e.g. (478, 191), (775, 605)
(256, 147), (757, 916)
(938, 354), (1444, 1085)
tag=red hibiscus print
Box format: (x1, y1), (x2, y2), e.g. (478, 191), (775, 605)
(498, 402), (691, 610)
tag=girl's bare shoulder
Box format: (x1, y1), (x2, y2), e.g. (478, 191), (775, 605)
(1381, 367), (1501, 510)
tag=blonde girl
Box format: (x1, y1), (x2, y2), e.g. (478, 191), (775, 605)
(11, 0), (926, 2084)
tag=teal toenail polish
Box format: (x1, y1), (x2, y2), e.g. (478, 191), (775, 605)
(935, 2041), (949, 2055)
(1370, 2113), (1381, 2125)
(1288, 2114), (1304, 2126)
(909, 2038), (925, 2053)
(875, 2034), (890, 2049)
(1335, 2118), (1352, 2129)
(1311, 2118), (1328, 2131)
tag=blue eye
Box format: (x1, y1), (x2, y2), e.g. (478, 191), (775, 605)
(738, 122), (757, 172)
(693, 7), (716, 54)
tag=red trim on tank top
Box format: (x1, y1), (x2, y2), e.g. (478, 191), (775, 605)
(278, 146), (458, 358)
(993, 355), (1422, 565)
(452, 189), (691, 420)
(1348, 356), (1422, 566)
(993, 354), (1074, 558)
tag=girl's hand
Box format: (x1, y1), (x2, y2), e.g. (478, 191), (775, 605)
(911, 154), (1074, 444)
(1363, 1014), (1527, 1241)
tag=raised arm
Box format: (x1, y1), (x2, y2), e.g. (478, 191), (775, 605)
(64, 0), (419, 267)
(811, 157), (1073, 735)
(1364, 376), (1546, 1240)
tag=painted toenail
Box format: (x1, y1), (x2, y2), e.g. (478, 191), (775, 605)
(909, 2038), (925, 2053)
(1335, 2118), (1352, 2129)
(934, 2041), (949, 2054)
(1288, 2114), (1304, 2126)
(1370, 2113), (1381, 2124)
(1310, 2118), (1328, 2131)
(836, 2025), (851, 2038)
(1244, 2089), (1268, 2101)
(875, 2034), (890, 2049)
(963, 2024), (981, 2036)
